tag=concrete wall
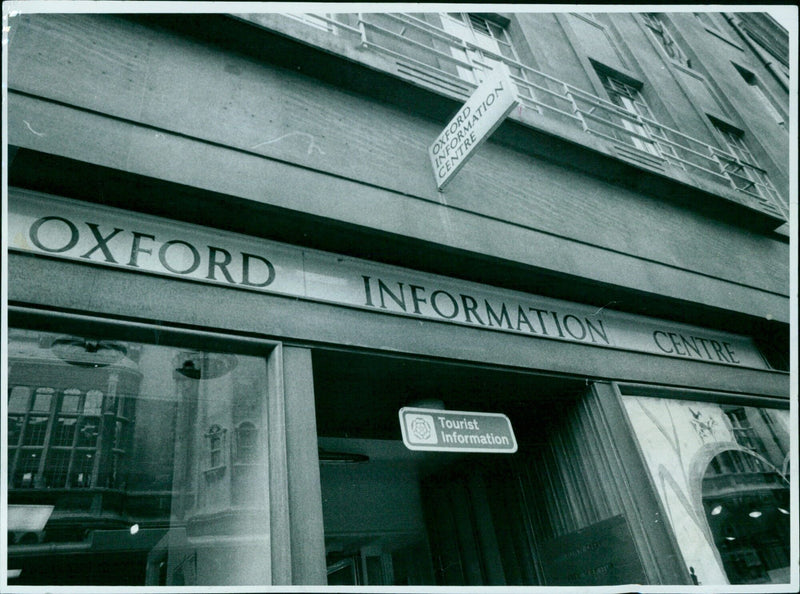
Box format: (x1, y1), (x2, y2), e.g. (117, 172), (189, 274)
(7, 14), (789, 329)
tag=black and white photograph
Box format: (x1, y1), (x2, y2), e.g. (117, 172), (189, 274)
(1, 2), (796, 591)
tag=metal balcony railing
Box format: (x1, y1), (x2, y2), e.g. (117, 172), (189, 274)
(279, 13), (788, 221)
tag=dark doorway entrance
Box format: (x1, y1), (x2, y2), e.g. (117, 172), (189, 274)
(312, 349), (588, 586)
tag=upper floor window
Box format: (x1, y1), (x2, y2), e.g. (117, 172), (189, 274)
(445, 13), (511, 46)
(710, 119), (783, 214)
(440, 13), (520, 85)
(599, 74), (660, 156)
(714, 123), (758, 168)
(642, 13), (692, 68)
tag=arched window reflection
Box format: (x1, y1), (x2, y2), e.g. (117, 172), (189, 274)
(703, 449), (790, 584)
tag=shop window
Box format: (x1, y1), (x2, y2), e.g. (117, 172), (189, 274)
(7, 326), (272, 586)
(724, 406), (769, 457)
(642, 13), (692, 68)
(706, 448), (767, 476)
(732, 63), (785, 127)
(621, 392), (790, 585)
(703, 455), (790, 584)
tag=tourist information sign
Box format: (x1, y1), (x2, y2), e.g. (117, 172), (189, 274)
(399, 407), (517, 453)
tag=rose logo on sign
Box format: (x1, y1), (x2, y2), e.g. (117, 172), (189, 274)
(405, 414), (438, 445)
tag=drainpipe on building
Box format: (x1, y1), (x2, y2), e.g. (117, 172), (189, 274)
(723, 13), (789, 93)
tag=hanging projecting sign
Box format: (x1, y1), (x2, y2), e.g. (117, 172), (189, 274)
(8, 190), (771, 370)
(399, 407), (517, 453)
(429, 65), (519, 190)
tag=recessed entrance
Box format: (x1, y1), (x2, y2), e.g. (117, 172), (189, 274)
(312, 349), (627, 586)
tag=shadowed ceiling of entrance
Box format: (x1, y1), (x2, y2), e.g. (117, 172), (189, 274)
(313, 349), (585, 442)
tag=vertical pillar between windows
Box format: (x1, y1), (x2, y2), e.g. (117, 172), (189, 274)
(282, 345), (327, 584)
(268, 345), (290, 583)
(595, 382), (692, 584)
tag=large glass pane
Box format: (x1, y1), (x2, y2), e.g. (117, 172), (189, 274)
(621, 394), (790, 585)
(6, 328), (271, 586)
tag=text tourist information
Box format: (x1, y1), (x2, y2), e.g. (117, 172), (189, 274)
(399, 407), (518, 453)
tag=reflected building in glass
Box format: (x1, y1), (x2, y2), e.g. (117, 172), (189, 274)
(7, 330), (270, 585)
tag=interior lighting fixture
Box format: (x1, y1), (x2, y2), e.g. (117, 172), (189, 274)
(711, 505), (723, 516)
(130, 524), (140, 535)
(777, 507), (790, 515)
(748, 509), (762, 518)
(725, 536), (736, 541)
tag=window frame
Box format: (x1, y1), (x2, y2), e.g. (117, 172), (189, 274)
(7, 305), (294, 585)
(596, 70), (661, 156)
(439, 12), (521, 85)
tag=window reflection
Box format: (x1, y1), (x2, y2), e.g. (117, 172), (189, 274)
(6, 328), (270, 586)
(621, 394), (790, 585)
(703, 455), (790, 584)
